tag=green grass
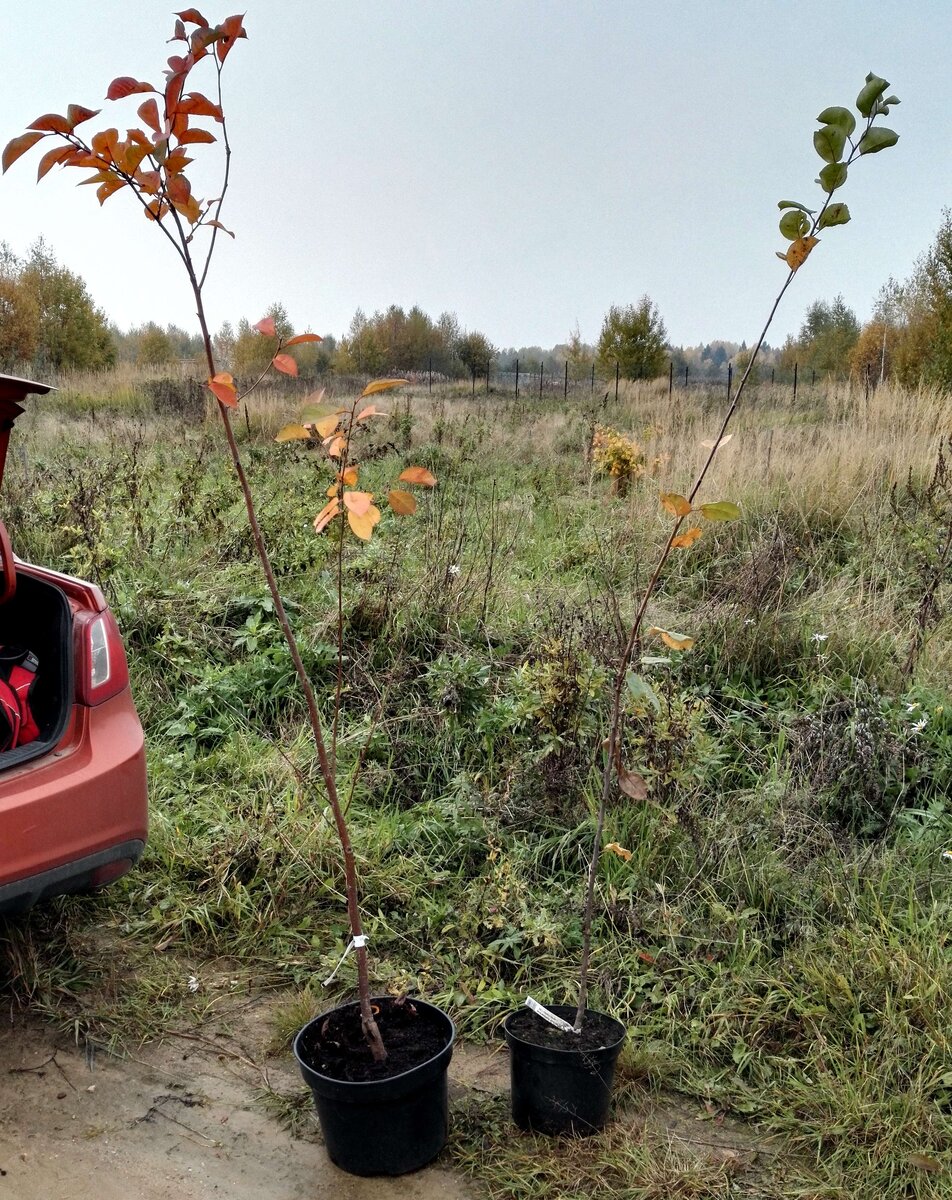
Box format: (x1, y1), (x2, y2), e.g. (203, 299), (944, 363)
(2, 374), (952, 1196)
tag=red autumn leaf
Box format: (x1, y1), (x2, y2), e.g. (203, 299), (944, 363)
(164, 150), (192, 173)
(171, 18), (187, 40)
(207, 372), (237, 407)
(66, 104), (101, 129)
(179, 92), (223, 121)
(36, 144), (73, 181)
(253, 316), (276, 336)
(166, 174), (191, 205)
(284, 333), (322, 346)
(388, 489), (417, 516)
(28, 113), (71, 134)
(2, 132), (44, 173)
(177, 128), (216, 145)
(216, 13), (247, 63)
(176, 7), (209, 25)
(342, 491), (374, 517)
(137, 99), (162, 134)
(106, 77), (156, 101)
(272, 353), (298, 377)
(190, 27), (218, 55)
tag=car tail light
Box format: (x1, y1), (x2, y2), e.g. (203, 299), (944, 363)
(75, 611), (130, 705)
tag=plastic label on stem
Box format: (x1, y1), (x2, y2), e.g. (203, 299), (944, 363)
(524, 996), (579, 1034)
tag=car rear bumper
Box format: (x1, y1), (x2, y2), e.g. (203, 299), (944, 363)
(0, 838), (145, 914)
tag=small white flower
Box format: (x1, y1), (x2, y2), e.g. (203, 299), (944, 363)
(910, 716), (929, 733)
(187, 975), (200, 993)
(905, 702), (920, 713)
(811, 632), (828, 643)
(448, 564), (461, 577)
(942, 850), (952, 862)
(744, 618), (755, 626)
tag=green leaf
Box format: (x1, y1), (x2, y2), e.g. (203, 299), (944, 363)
(818, 203), (851, 229)
(626, 672), (661, 713)
(856, 73), (889, 117)
(816, 106), (856, 136)
(700, 500), (741, 521)
(818, 162), (848, 194)
(814, 124), (847, 164)
(858, 127), (899, 155)
(884, 95), (900, 106)
(779, 209), (810, 240)
(777, 200), (815, 213)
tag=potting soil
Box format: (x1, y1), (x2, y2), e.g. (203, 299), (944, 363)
(297, 996), (451, 1082)
(506, 1006), (621, 1052)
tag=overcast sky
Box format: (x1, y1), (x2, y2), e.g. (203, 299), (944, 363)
(1, 2), (948, 351)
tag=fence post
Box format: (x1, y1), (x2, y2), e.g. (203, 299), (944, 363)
(668, 360), (673, 400)
(793, 362), (798, 403)
(591, 362), (595, 394)
(684, 364), (689, 387)
(564, 360), (568, 400)
(515, 357), (519, 398)
(811, 368), (816, 386)
(771, 367), (775, 384)
(614, 362), (619, 402)
(539, 360), (543, 400)
(472, 364), (476, 397)
(864, 363), (870, 401)
(428, 355), (432, 393)
(486, 360), (490, 394)
(727, 361), (733, 400)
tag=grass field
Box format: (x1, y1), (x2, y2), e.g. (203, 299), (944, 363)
(2, 368), (952, 1197)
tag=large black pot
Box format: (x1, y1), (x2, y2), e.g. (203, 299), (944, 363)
(504, 1004), (626, 1136)
(294, 996), (455, 1176)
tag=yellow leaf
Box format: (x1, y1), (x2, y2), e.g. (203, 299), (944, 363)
(343, 490), (374, 516)
(274, 423), (312, 442)
(313, 498), (340, 534)
(672, 526), (703, 549)
(360, 378), (408, 398)
(388, 489), (417, 516)
(700, 501), (741, 521)
(648, 626), (695, 651)
(342, 466), (358, 485)
(347, 504), (382, 541)
(326, 483), (338, 498)
(604, 842), (633, 861)
(313, 413), (341, 438)
(784, 235), (819, 270)
(399, 466), (437, 487)
(660, 492), (692, 517)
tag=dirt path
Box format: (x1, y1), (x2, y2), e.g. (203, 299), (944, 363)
(0, 1010), (484, 1200)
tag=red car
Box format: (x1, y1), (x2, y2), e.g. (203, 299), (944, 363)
(0, 374), (147, 913)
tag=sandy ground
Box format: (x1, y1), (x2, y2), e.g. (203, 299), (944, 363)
(0, 1007), (489, 1200)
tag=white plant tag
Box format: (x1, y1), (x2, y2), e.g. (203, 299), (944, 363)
(524, 996), (578, 1034)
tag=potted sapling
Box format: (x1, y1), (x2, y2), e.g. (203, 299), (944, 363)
(503, 73), (901, 1136)
(3, 8), (455, 1176)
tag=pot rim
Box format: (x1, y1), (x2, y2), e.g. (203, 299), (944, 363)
(504, 1003), (626, 1056)
(294, 995), (456, 1089)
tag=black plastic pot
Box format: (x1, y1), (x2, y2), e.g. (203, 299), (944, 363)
(504, 1004), (626, 1136)
(294, 996), (455, 1176)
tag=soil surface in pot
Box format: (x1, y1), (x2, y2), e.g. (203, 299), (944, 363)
(507, 1006), (621, 1052)
(298, 996), (450, 1083)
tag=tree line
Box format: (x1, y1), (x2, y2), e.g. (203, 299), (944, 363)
(5, 209), (952, 389)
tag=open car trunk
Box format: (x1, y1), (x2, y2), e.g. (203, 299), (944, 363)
(0, 569), (73, 768)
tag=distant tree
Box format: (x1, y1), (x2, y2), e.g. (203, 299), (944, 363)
(17, 239), (114, 370)
(213, 320), (236, 371)
(456, 330), (496, 377)
(781, 294), (859, 377)
(596, 297), (668, 380)
(0, 274), (39, 369)
(566, 321), (593, 373)
(233, 302), (294, 376)
(137, 322), (174, 366)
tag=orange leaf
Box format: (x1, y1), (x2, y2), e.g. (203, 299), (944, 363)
(672, 527), (703, 549)
(784, 235), (820, 270)
(164, 150), (192, 173)
(360, 378), (408, 398)
(97, 177), (126, 204)
(660, 492), (692, 517)
(176, 127), (216, 145)
(398, 466), (437, 488)
(326, 483), (338, 499)
(144, 199), (170, 221)
(91, 127), (121, 160)
(179, 92), (223, 121)
(216, 13), (247, 63)
(207, 372), (237, 407)
(137, 99), (162, 134)
(285, 333), (322, 346)
(326, 435), (346, 459)
(36, 144), (73, 181)
(272, 353), (298, 377)
(604, 841), (633, 861)
(347, 504), (382, 541)
(356, 405), (387, 422)
(28, 113), (71, 134)
(2, 131), (44, 173)
(254, 316), (276, 336)
(388, 489), (417, 516)
(342, 466), (358, 485)
(135, 169), (161, 195)
(343, 490), (374, 516)
(171, 193), (201, 224)
(176, 7), (210, 25)
(66, 104), (101, 129)
(106, 77), (156, 101)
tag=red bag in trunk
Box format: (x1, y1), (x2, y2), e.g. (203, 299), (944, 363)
(0, 646), (40, 751)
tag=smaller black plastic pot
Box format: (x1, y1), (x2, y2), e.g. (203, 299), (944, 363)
(504, 1004), (626, 1136)
(294, 996), (455, 1176)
